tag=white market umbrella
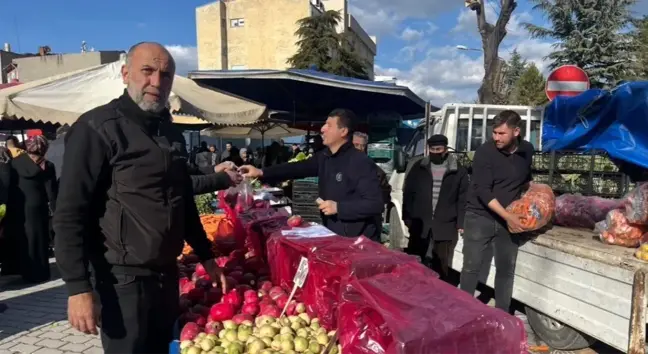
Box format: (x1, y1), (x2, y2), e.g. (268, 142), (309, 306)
(201, 120), (307, 140)
(0, 60), (268, 126)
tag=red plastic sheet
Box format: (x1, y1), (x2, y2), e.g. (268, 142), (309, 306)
(338, 262), (528, 354)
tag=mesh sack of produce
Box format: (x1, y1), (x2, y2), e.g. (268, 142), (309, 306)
(554, 194), (624, 229)
(303, 238), (419, 329)
(623, 183), (648, 224)
(337, 262), (528, 354)
(506, 183), (556, 232)
(596, 209), (648, 247)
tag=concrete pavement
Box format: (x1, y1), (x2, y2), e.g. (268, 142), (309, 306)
(0, 261), (100, 354)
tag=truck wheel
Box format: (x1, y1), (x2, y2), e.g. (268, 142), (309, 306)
(525, 306), (597, 351)
(388, 210), (406, 250)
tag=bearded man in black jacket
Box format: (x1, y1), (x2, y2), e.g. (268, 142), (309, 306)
(54, 42), (240, 353)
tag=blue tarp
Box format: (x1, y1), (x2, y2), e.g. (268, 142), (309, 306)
(542, 81), (648, 169)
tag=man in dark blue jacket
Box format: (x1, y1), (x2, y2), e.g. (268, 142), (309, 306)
(240, 109), (384, 241)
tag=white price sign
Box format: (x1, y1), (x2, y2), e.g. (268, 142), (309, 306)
(280, 256), (309, 317)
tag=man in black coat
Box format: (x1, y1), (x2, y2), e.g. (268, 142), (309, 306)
(54, 42), (239, 353)
(402, 134), (468, 283)
(240, 109), (384, 241)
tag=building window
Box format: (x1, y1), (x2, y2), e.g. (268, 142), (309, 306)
(231, 65), (247, 70)
(230, 18), (245, 27)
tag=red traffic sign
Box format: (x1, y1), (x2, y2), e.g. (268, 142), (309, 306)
(545, 65), (590, 101)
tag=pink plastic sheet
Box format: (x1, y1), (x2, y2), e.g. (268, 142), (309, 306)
(337, 262), (528, 354)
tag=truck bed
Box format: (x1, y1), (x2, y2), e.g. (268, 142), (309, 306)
(451, 225), (646, 353)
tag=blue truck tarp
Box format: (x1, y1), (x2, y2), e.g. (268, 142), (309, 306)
(542, 81), (648, 169)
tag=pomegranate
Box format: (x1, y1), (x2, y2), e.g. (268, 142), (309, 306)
(243, 290), (259, 304)
(195, 278), (211, 289)
(236, 284), (253, 295)
(259, 281), (273, 292)
(209, 303), (235, 322)
(215, 256), (230, 268)
(269, 286), (285, 300)
(180, 322), (201, 341)
(287, 215), (303, 227)
(222, 290), (243, 308)
(259, 304), (281, 318)
(257, 289), (268, 298)
(178, 277), (190, 289)
(195, 316), (207, 327)
(242, 302), (260, 316)
(285, 300), (297, 316)
(225, 276), (238, 289)
(275, 294), (289, 309)
(204, 320), (223, 335)
(180, 282), (195, 295)
(195, 263), (207, 277)
(232, 313), (254, 324)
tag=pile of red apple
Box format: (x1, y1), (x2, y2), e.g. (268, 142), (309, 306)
(178, 249), (304, 336)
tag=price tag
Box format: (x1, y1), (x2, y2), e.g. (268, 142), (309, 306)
(294, 257), (309, 288)
(280, 256), (309, 318)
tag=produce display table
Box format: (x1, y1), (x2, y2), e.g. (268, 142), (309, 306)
(172, 198), (528, 354)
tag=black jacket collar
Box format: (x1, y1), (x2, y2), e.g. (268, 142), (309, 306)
(323, 141), (354, 157)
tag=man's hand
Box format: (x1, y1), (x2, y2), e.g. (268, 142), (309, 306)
(203, 259), (228, 292)
(224, 170), (243, 186)
(238, 165), (263, 178)
(317, 200), (338, 216)
(506, 213), (525, 233)
(68, 292), (98, 335)
(214, 161), (236, 173)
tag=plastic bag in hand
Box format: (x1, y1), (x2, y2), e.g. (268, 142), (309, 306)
(506, 183), (555, 232)
(596, 209), (648, 248)
(235, 179), (254, 213)
(554, 194), (623, 229)
(623, 183), (648, 224)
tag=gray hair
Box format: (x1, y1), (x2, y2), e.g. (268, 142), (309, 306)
(353, 132), (368, 142)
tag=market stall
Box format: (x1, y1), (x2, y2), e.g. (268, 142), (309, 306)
(0, 59), (269, 126)
(171, 184), (528, 354)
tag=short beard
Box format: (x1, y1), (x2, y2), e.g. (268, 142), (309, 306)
(127, 85), (165, 113)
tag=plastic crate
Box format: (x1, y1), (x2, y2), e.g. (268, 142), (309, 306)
(297, 177), (319, 183)
(549, 172), (629, 198)
(368, 149), (393, 160)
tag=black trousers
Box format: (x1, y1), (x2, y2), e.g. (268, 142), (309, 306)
(406, 231), (456, 283)
(459, 211), (519, 313)
(96, 270), (179, 354)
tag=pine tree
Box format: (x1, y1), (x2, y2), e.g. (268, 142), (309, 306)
(511, 63), (547, 106)
(629, 16), (648, 80)
(499, 49), (528, 104)
(524, 0), (636, 88)
(288, 10), (369, 79)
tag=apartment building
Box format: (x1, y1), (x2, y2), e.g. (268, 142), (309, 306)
(196, 0), (377, 78)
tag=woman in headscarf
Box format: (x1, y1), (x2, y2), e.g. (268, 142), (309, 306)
(0, 147), (18, 279)
(8, 135), (58, 283)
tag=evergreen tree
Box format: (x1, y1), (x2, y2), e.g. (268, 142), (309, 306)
(524, 0), (636, 88)
(288, 10), (369, 79)
(498, 49), (528, 104)
(629, 16), (648, 80)
(511, 63), (547, 106)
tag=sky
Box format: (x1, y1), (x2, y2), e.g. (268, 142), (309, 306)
(3, 0), (647, 106)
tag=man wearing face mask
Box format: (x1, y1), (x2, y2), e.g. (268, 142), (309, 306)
(402, 135), (468, 283)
